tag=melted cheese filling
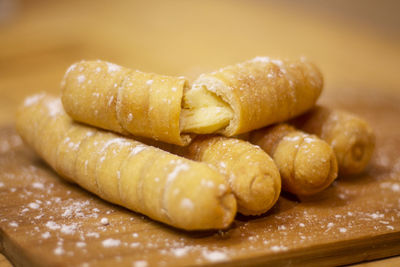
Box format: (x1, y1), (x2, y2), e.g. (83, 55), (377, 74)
(180, 86), (233, 134)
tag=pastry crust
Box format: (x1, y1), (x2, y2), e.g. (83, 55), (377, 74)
(142, 135), (281, 215)
(16, 94), (237, 230)
(249, 124), (338, 196)
(186, 136), (281, 215)
(189, 57), (323, 136)
(291, 106), (375, 175)
(61, 60), (192, 146)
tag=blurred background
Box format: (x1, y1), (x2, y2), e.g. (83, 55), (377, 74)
(0, 0), (399, 126)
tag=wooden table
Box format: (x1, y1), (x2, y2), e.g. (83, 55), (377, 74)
(1, 0), (399, 266)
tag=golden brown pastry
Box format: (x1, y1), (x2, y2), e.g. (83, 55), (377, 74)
(61, 60), (192, 146)
(142, 136), (281, 216)
(249, 124), (338, 196)
(182, 57), (323, 135)
(16, 94), (237, 231)
(291, 106), (375, 175)
(61, 57), (322, 145)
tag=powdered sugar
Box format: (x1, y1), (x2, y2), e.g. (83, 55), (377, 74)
(252, 56), (270, 63)
(65, 63), (77, 75)
(368, 212), (384, 219)
(283, 135), (301, 142)
(171, 247), (190, 257)
(270, 245), (288, 252)
(380, 182), (400, 192)
(271, 59), (283, 66)
(107, 63), (121, 73)
(180, 198), (194, 210)
(9, 221), (18, 227)
(76, 241), (86, 248)
(133, 260), (148, 267)
(201, 179), (215, 188)
(127, 113), (133, 122)
(86, 232), (100, 238)
(45, 98), (63, 117)
(100, 217), (109, 225)
(202, 250), (229, 262)
(54, 246), (64, 255)
(46, 221), (61, 230)
(28, 202), (40, 209)
(102, 238), (121, 247)
(23, 93), (45, 107)
(32, 182), (44, 189)
(130, 242), (140, 248)
(77, 74), (86, 84)
(166, 163), (190, 183)
(60, 223), (77, 235)
(42, 232), (51, 239)
(129, 145), (147, 156)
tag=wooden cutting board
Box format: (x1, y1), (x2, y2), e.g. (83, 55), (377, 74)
(1, 88), (400, 267)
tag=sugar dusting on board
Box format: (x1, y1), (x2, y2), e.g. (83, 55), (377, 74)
(0, 133), (22, 153)
(202, 250), (229, 262)
(9, 221), (19, 227)
(102, 238), (121, 247)
(100, 217), (109, 225)
(133, 260), (148, 267)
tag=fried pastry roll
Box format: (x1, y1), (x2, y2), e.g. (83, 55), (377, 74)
(291, 106), (375, 175)
(61, 60), (192, 146)
(249, 124), (338, 196)
(16, 94), (237, 231)
(61, 57), (322, 145)
(143, 136), (281, 216)
(181, 57), (323, 135)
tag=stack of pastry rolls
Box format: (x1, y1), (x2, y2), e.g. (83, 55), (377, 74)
(16, 57), (375, 231)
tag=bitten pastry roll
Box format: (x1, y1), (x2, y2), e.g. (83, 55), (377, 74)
(291, 106), (375, 175)
(61, 57), (322, 145)
(61, 60), (192, 146)
(143, 136), (281, 216)
(16, 94), (237, 231)
(181, 57), (323, 135)
(249, 124), (338, 196)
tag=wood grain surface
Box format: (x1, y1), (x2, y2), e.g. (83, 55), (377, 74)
(0, 0), (399, 266)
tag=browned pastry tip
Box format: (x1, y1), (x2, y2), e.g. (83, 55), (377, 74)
(250, 124), (338, 196)
(291, 106), (375, 175)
